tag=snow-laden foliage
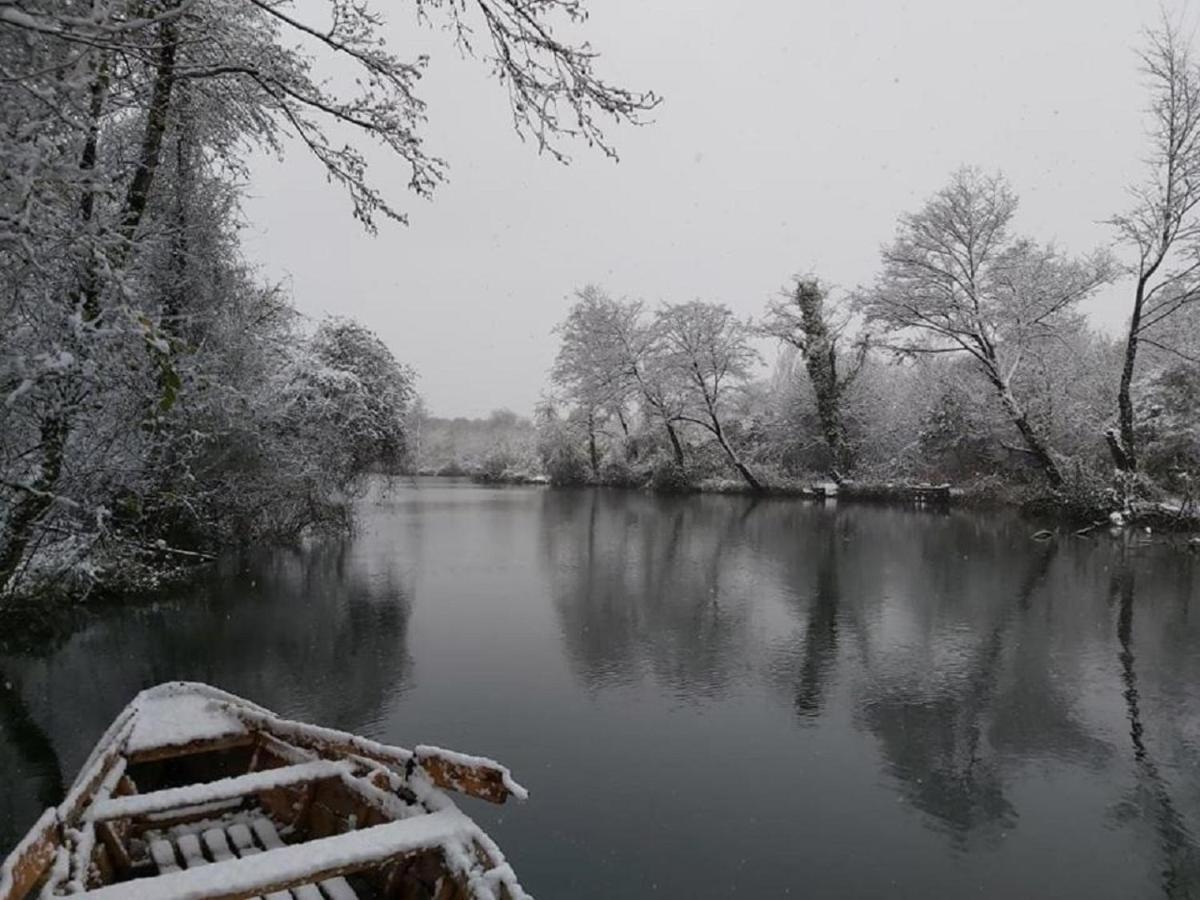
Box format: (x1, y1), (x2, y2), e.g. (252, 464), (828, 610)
(853, 168), (1115, 488)
(547, 288), (765, 490)
(0, 0), (651, 598)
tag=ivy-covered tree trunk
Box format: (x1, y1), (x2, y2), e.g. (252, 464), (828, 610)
(766, 279), (858, 482)
(795, 284), (854, 480)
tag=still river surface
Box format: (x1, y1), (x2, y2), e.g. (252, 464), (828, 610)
(2, 480), (1199, 898)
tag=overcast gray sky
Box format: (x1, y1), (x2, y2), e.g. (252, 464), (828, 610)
(241, 0), (1171, 418)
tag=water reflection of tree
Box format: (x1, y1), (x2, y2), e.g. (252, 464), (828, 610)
(0, 669), (64, 831)
(792, 526), (840, 717)
(857, 538), (1080, 846)
(760, 514), (844, 720)
(0, 541), (412, 849)
(541, 490), (755, 698)
(1111, 557), (1200, 898)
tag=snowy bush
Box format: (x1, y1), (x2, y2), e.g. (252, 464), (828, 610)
(649, 458), (694, 493)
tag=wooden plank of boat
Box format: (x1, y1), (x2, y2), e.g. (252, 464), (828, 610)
(413, 746), (529, 805)
(149, 839), (182, 874)
(85, 760), (350, 822)
(0, 810), (58, 900)
(75, 811), (470, 900)
(227, 707), (527, 805)
(250, 818), (355, 900)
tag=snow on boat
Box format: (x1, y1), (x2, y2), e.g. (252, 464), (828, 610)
(0, 683), (530, 900)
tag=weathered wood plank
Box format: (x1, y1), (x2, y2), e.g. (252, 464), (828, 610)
(75, 811), (468, 900)
(230, 708), (524, 805)
(127, 733), (256, 765)
(413, 749), (521, 807)
(0, 809), (59, 900)
(86, 760), (348, 822)
(96, 821), (132, 878)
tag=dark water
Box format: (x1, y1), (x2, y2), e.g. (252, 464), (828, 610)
(3, 480), (1200, 898)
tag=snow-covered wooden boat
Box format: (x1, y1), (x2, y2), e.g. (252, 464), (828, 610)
(0, 683), (530, 900)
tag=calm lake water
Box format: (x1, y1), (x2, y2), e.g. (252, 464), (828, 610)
(2, 479), (1199, 897)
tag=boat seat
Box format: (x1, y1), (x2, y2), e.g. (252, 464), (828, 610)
(148, 818), (359, 900)
(87, 760), (348, 823)
(87, 811), (465, 900)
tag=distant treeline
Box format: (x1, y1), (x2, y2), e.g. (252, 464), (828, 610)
(413, 411), (541, 482)
(526, 22), (1200, 522)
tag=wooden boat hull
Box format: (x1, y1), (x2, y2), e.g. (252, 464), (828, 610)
(0, 683), (530, 900)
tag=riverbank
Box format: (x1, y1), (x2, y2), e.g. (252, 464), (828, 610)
(4, 473), (1194, 621)
(457, 469), (1200, 533)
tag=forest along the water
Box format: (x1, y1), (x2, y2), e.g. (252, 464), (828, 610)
(1, 484), (1198, 898)
(4, 9), (1200, 606)
(0, 0), (655, 603)
(418, 28), (1200, 526)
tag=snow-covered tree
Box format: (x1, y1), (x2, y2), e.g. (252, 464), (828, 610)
(760, 277), (867, 482)
(855, 168), (1113, 488)
(653, 301), (763, 491)
(1109, 20), (1200, 473)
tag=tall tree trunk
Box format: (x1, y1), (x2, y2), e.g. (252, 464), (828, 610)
(120, 11), (179, 246)
(994, 380), (1063, 488)
(615, 408), (634, 461)
(793, 281), (853, 480)
(125, 11), (182, 426)
(586, 410), (599, 477)
(0, 416), (68, 596)
(1105, 429), (1133, 473)
(76, 49), (110, 322)
(665, 421), (685, 467)
(815, 385), (850, 484)
(1113, 279), (1146, 472)
(708, 416), (763, 492)
(165, 88), (190, 329)
(722, 439), (763, 491)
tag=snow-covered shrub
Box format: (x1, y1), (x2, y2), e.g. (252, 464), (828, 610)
(1044, 462), (1118, 521)
(1137, 363), (1200, 494)
(598, 458), (645, 488)
(544, 445), (591, 486)
(475, 448), (521, 483)
(649, 458), (694, 493)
